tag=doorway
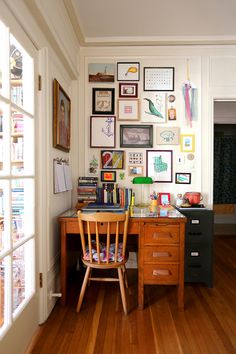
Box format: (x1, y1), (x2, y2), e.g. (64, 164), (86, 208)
(213, 101), (236, 232)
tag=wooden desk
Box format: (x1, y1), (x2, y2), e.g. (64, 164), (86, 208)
(58, 207), (186, 310)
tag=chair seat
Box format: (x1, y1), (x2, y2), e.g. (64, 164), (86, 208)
(83, 240), (126, 263)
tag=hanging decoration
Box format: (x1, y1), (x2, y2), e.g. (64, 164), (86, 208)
(182, 59), (198, 127)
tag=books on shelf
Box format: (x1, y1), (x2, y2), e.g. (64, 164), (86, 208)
(77, 176), (98, 203)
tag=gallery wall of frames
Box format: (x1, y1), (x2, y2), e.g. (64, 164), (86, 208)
(84, 58), (201, 204)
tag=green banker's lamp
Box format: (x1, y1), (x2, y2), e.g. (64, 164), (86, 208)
(132, 176), (153, 207)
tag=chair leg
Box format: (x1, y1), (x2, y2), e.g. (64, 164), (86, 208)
(122, 265), (128, 288)
(76, 266), (91, 313)
(118, 267), (128, 315)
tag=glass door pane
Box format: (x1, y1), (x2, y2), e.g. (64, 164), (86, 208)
(11, 179), (34, 244)
(10, 35), (34, 115)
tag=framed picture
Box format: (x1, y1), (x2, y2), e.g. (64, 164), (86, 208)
(88, 63), (115, 82)
(159, 193), (171, 206)
(156, 126), (180, 145)
(175, 172), (191, 184)
(146, 150), (173, 183)
(143, 67), (174, 91)
(141, 92), (166, 123)
(90, 116), (116, 148)
(101, 170), (116, 182)
(180, 134), (195, 152)
(120, 125), (153, 148)
(128, 165), (144, 176)
(53, 79), (71, 152)
(128, 152), (143, 165)
(101, 150), (125, 169)
(119, 83), (138, 98)
(118, 99), (139, 121)
(117, 62), (140, 81)
(92, 88), (115, 115)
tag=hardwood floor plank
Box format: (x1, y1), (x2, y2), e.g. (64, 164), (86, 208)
(28, 235), (236, 354)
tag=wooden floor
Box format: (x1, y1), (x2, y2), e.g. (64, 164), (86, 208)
(28, 234), (236, 354)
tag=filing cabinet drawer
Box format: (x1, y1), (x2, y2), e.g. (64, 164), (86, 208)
(143, 264), (179, 283)
(144, 224), (180, 244)
(143, 245), (179, 263)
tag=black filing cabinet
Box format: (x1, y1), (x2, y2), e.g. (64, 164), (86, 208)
(177, 208), (214, 287)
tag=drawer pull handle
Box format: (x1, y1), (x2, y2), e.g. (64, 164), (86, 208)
(152, 251), (170, 258)
(153, 232), (172, 239)
(153, 269), (171, 276)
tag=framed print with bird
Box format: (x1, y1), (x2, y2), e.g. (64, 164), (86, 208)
(141, 92), (167, 123)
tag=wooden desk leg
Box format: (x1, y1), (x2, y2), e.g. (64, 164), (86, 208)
(60, 222), (67, 306)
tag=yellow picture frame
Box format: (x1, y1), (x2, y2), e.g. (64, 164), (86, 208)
(180, 134), (195, 152)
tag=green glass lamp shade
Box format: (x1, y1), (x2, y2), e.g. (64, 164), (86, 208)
(132, 176), (153, 184)
(132, 176), (153, 208)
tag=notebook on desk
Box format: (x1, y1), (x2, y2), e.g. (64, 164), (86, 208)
(81, 203), (125, 213)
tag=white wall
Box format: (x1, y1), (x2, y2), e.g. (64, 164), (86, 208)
(80, 46), (236, 207)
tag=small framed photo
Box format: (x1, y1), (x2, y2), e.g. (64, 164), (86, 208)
(88, 63), (115, 82)
(101, 170), (116, 182)
(118, 99), (139, 121)
(117, 62), (140, 81)
(144, 67), (174, 91)
(90, 116), (116, 148)
(128, 165), (144, 176)
(120, 125), (153, 148)
(175, 172), (191, 184)
(159, 193), (171, 206)
(128, 152), (143, 165)
(180, 134), (195, 152)
(92, 88), (115, 115)
(101, 150), (125, 169)
(53, 79), (71, 152)
(156, 126), (180, 145)
(119, 83), (138, 98)
(146, 150), (173, 183)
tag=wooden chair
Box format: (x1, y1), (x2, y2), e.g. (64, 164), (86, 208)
(76, 210), (129, 314)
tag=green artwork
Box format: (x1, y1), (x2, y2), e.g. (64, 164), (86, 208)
(153, 156), (167, 173)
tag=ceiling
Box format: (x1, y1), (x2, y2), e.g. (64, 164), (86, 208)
(65, 0), (236, 46)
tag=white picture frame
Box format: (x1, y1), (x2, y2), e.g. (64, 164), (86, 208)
(141, 92), (166, 123)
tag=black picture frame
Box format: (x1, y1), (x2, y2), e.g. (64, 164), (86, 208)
(175, 172), (191, 184)
(143, 67), (175, 91)
(120, 125), (153, 148)
(92, 88), (115, 115)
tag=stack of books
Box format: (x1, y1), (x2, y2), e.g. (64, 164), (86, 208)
(77, 176), (98, 203)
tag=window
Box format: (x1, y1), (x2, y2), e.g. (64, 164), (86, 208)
(0, 20), (35, 338)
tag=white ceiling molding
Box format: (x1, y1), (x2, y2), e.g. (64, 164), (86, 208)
(67, 0), (236, 47)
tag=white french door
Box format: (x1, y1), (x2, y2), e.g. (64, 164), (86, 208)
(0, 19), (36, 340)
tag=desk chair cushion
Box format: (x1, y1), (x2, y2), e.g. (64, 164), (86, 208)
(83, 240), (124, 263)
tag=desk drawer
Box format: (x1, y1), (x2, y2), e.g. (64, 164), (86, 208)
(128, 221), (139, 234)
(65, 221), (79, 233)
(144, 224), (180, 244)
(143, 264), (179, 283)
(144, 245), (179, 263)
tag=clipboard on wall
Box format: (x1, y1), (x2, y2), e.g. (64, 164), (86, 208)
(53, 158), (72, 193)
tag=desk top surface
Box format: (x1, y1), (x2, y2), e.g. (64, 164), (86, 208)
(59, 206), (186, 220)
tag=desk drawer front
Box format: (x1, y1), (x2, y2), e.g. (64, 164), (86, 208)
(144, 245), (179, 262)
(143, 264), (179, 282)
(144, 224), (180, 244)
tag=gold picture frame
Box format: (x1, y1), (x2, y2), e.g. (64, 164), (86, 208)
(53, 79), (71, 152)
